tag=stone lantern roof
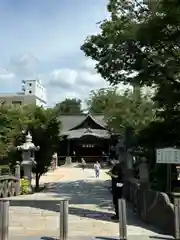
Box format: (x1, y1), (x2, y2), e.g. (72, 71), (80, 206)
(17, 132), (40, 151)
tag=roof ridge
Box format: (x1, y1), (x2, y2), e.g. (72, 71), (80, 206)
(58, 113), (104, 116)
(58, 113), (86, 116)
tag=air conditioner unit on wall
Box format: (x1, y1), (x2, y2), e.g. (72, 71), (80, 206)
(21, 84), (25, 92)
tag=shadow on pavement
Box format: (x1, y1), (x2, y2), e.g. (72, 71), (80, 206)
(10, 236), (119, 240)
(10, 236), (173, 240)
(149, 237), (173, 240)
(44, 180), (112, 207)
(41, 237), (56, 240)
(8, 179), (164, 235)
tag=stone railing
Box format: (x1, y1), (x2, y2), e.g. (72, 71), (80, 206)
(124, 178), (175, 236)
(0, 175), (19, 198)
(0, 163), (20, 198)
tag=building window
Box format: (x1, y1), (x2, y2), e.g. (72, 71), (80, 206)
(29, 83), (32, 86)
(82, 144), (94, 148)
(12, 101), (22, 105)
(29, 90), (32, 94)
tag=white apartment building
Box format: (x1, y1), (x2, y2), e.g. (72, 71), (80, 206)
(0, 79), (47, 107)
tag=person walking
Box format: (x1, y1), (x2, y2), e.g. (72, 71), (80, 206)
(81, 158), (86, 170)
(107, 162), (124, 220)
(94, 161), (101, 178)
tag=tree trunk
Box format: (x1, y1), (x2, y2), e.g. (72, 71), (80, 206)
(35, 173), (41, 190)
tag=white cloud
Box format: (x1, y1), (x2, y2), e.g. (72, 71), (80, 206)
(0, 55), (131, 107)
(10, 54), (39, 79)
(50, 69), (78, 89)
(46, 59), (109, 105)
(81, 59), (96, 71)
(49, 59), (107, 88)
(78, 70), (103, 86)
(44, 59), (133, 106)
(0, 69), (15, 80)
(0, 69), (16, 92)
(1, 54), (105, 105)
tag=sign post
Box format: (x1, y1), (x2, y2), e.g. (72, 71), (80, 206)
(156, 147), (180, 192)
(156, 148), (180, 164)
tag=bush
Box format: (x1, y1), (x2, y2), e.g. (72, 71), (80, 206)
(20, 177), (31, 195)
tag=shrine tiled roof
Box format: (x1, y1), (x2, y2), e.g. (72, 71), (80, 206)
(58, 114), (109, 139)
(58, 114), (106, 132)
(61, 128), (110, 139)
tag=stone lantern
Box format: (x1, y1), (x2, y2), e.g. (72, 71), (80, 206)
(139, 156), (149, 183)
(17, 132), (40, 186)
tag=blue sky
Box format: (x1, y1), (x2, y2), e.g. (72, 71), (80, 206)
(0, 0), (110, 106)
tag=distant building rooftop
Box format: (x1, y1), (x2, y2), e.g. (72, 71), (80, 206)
(0, 92), (25, 97)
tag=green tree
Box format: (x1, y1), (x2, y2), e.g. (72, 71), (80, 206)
(54, 98), (82, 114)
(86, 87), (119, 114)
(87, 87), (156, 134)
(81, 0), (180, 106)
(19, 105), (61, 188)
(0, 104), (61, 189)
(81, 0), (180, 191)
(0, 105), (26, 161)
(105, 90), (156, 134)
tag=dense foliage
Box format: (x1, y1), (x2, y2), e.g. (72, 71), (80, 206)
(20, 177), (31, 195)
(87, 87), (156, 134)
(81, 0), (180, 130)
(81, 0), (180, 91)
(54, 98), (82, 114)
(81, 0), (180, 191)
(87, 87), (120, 114)
(0, 104), (61, 188)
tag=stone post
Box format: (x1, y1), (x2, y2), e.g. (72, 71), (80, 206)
(60, 199), (69, 240)
(139, 157), (149, 183)
(126, 150), (134, 178)
(138, 156), (149, 221)
(15, 161), (20, 195)
(118, 199), (127, 240)
(56, 154), (58, 167)
(172, 192), (180, 239)
(0, 200), (9, 240)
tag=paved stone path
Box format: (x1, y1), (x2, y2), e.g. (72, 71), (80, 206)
(8, 166), (174, 239)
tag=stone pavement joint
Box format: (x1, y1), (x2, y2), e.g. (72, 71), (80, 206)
(9, 235), (174, 240)
(9, 167), (174, 239)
